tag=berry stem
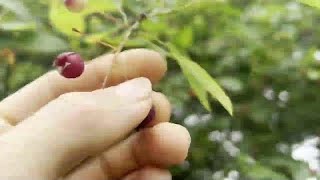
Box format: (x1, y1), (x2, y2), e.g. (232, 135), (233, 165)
(72, 28), (116, 50)
(101, 20), (141, 88)
(117, 0), (129, 26)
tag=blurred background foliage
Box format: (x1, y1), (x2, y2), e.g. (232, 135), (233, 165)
(1, 0), (320, 179)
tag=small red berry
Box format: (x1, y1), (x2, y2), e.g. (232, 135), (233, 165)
(53, 52), (85, 79)
(137, 106), (156, 130)
(64, 0), (87, 13)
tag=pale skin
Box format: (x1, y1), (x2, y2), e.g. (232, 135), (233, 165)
(0, 49), (191, 180)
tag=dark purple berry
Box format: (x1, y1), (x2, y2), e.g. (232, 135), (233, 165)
(53, 52), (85, 79)
(137, 106), (156, 130)
(64, 0), (87, 12)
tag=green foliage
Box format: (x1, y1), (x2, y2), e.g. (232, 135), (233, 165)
(47, 0), (233, 114)
(168, 44), (233, 115)
(237, 154), (289, 180)
(49, 0), (116, 36)
(2, 0), (320, 179)
(299, 0), (320, 9)
(0, 0), (31, 20)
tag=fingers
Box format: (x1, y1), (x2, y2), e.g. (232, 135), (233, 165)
(0, 78), (152, 180)
(0, 92), (171, 135)
(0, 49), (167, 125)
(138, 92), (171, 129)
(122, 167), (172, 180)
(63, 92), (172, 180)
(63, 123), (191, 180)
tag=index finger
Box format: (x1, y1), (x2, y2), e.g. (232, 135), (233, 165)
(0, 49), (167, 125)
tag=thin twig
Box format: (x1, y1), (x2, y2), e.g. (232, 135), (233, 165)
(103, 14), (120, 24)
(118, 0), (129, 25)
(101, 21), (140, 88)
(72, 28), (116, 50)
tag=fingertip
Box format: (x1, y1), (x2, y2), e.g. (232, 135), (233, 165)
(142, 92), (171, 128)
(135, 122), (191, 166)
(109, 49), (167, 85)
(152, 123), (191, 164)
(123, 49), (167, 83)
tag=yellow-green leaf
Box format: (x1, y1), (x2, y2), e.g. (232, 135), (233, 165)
(168, 44), (233, 115)
(174, 26), (193, 49)
(49, 0), (116, 36)
(83, 32), (110, 44)
(188, 74), (211, 111)
(49, 1), (84, 36)
(299, 0), (320, 9)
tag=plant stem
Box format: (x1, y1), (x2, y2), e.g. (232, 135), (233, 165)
(118, 0), (128, 26)
(101, 20), (140, 88)
(72, 28), (116, 50)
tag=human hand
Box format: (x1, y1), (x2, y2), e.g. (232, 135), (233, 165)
(0, 49), (191, 180)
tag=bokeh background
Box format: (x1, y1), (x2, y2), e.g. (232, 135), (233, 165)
(1, 0), (320, 179)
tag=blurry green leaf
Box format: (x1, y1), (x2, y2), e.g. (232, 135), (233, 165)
(26, 32), (68, 53)
(168, 44), (233, 115)
(8, 62), (45, 91)
(245, 165), (289, 180)
(49, 0), (116, 36)
(307, 69), (320, 80)
(174, 26), (193, 49)
(0, 0), (31, 20)
(83, 32), (110, 44)
(299, 0), (320, 9)
(292, 163), (311, 180)
(187, 69), (211, 111)
(141, 20), (169, 36)
(82, 0), (116, 14)
(0, 21), (36, 31)
(260, 156), (311, 180)
(49, 1), (85, 36)
(237, 154), (289, 180)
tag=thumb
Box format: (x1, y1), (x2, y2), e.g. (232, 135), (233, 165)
(0, 78), (152, 180)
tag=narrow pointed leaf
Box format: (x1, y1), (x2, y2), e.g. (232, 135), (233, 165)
(168, 44), (233, 115)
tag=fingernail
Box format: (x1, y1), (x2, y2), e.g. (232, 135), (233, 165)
(115, 78), (151, 100)
(137, 106), (156, 130)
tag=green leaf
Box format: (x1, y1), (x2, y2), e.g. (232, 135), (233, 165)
(299, 0), (320, 9)
(49, 0), (116, 36)
(83, 32), (110, 44)
(237, 154), (289, 180)
(174, 26), (193, 49)
(168, 44), (233, 115)
(185, 67), (211, 111)
(26, 32), (68, 53)
(49, 0), (84, 37)
(8, 62), (46, 92)
(246, 165), (289, 180)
